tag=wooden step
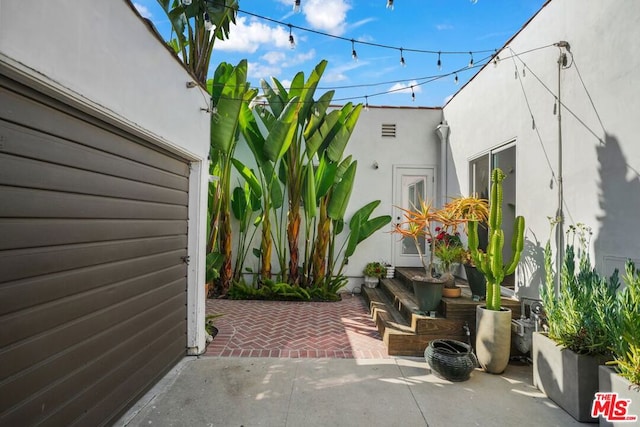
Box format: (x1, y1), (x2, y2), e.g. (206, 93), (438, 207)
(362, 267), (523, 357)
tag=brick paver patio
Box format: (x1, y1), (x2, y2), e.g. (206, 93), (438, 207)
(204, 294), (390, 359)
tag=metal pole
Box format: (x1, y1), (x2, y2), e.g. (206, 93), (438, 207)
(556, 47), (567, 294)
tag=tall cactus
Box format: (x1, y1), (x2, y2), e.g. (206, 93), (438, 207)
(468, 168), (525, 310)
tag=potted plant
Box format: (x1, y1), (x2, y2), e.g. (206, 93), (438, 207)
(598, 260), (640, 425)
(444, 195), (490, 299)
(468, 168), (525, 374)
(534, 223), (619, 422)
(432, 229), (465, 297)
(391, 200), (451, 313)
(363, 261), (387, 288)
(392, 196), (486, 312)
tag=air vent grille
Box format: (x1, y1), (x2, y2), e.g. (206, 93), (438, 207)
(381, 123), (396, 137)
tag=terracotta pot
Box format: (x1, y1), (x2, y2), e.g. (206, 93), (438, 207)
(442, 286), (461, 298)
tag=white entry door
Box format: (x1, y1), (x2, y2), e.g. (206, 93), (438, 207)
(392, 166), (435, 268)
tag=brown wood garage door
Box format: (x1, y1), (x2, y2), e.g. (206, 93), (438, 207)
(0, 75), (189, 426)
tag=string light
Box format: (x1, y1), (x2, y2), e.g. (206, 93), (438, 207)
(553, 100), (557, 115)
(386, 0), (394, 10)
(293, 0), (301, 13)
(411, 85), (415, 102)
(351, 39), (358, 61)
(437, 51), (442, 70)
(364, 95), (370, 111)
(454, 73), (459, 85)
(468, 52), (474, 68)
(288, 24), (295, 49)
(493, 55), (500, 67)
(400, 48), (406, 66)
(203, 11), (213, 31)
(522, 68), (526, 77)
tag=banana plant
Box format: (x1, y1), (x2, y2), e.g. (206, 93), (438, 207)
(229, 176), (261, 281)
(208, 60), (257, 294)
(238, 97), (298, 280)
(157, 0), (238, 84)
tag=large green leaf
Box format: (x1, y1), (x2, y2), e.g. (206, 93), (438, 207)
(358, 215), (392, 243)
(264, 97), (300, 162)
(327, 103), (363, 162)
(305, 110), (340, 159)
(261, 79), (286, 118)
(231, 158), (262, 198)
(303, 90), (335, 146)
(344, 215), (361, 259)
(295, 60), (327, 128)
(231, 186), (248, 227)
(335, 155), (353, 182)
(238, 102), (267, 166)
(302, 163), (317, 218)
(349, 200), (381, 230)
(211, 60), (256, 155)
(314, 154), (337, 200)
(328, 161), (357, 221)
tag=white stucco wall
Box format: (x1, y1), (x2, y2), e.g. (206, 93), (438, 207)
(0, 0), (211, 353)
(336, 106), (444, 291)
(443, 0), (640, 298)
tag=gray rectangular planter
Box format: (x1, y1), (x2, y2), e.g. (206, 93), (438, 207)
(598, 365), (640, 426)
(532, 332), (607, 423)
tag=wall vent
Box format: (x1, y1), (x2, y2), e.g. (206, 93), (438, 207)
(381, 123), (396, 138)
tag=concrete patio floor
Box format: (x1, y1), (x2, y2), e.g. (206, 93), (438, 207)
(116, 295), (590, 426)
(117, 356), (588, 426)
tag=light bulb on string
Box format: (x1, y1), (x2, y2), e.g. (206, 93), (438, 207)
(386, 0), (394, 10)
(454, 73), (459, 85)
(288, 24), (295, 49)
(399, 48), (405, 67)
(411, 85), (415, 102)
(203, 12), (213, 31)
(468, 52), (474, 68)
(437, 52), (442, 70)
(493, 56), (500, 67)
(514, 68), (518, 79)
(553, 100), (557, 115)
(351, 39), (358, 61)
(364, 96), (370, 111)
(522, 68), (526, 77)
(293, 0), (301, 13)
(532, 117), (536, 130)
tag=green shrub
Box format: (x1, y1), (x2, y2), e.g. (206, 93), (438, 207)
(607, 261), (640, 389)
(541, 226), (619, 356)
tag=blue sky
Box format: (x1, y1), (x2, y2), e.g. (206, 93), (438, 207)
(134, 0), (547, 107)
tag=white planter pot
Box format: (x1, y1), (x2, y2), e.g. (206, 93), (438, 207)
(475, 305), (512, 374)
(364, 276), (379, 288)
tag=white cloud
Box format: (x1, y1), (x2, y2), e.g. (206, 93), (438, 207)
(436, 23), (454, 31)
(388, 80), (423, 95)
(134, 2), (152, 19)
(303, 0), (351, 35)
(323, 60), (368, 83)
(262, 51), (286, 65)
(248, 62), (283, 80)
(215, 17), (290, 53)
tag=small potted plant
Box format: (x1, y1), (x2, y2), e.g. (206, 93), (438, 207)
(432, 228), (465, 297)
(363, 261), (387, 288)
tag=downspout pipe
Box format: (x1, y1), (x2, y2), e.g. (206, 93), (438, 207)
(436, 121), (450, 207)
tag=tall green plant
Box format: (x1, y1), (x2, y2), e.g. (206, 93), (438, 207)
(208, 60), (257, 294)
(157, 0), (238, 84)
(468, 168), (525, 310)
(608, 261), (640, 388)
(541, 224), (620, 355)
